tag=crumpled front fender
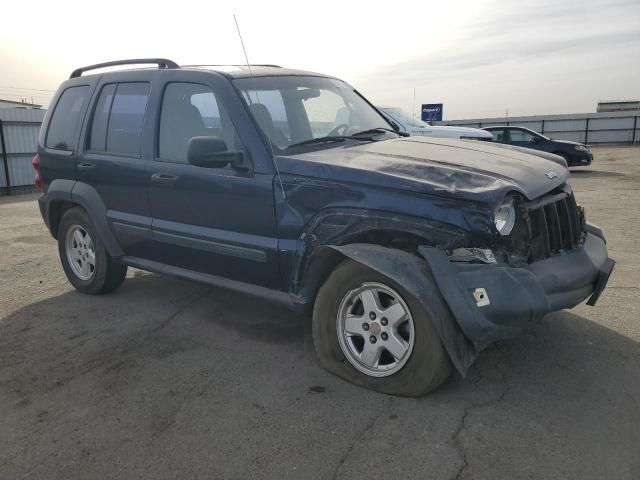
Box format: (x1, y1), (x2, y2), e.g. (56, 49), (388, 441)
(328, 244), (477, 376)
(418, 231), (614, 351)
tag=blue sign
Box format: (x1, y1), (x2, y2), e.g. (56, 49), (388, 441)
(421, 103), (443, 122)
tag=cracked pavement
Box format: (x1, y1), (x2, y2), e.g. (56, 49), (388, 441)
(1, 146), (639, 479)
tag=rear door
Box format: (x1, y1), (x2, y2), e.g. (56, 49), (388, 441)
(145, 71), (280, 289)
(76, 71), (157, 257)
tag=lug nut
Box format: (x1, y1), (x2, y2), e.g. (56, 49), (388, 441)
(381, 317), (388, 326)
(370, 336), (377, 344)
(369, 312), (377, 320)
(362, 323), (370, 331)
(381, 332), (388, 341)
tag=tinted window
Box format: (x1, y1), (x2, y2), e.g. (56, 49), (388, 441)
(509, 129), (537, 142)
(159, 82), (242, 164)
(106, 83), (150, 156)
(89, 84), (116, 151)
(488, 128), (506, 142)
(46, 86), (89, 151)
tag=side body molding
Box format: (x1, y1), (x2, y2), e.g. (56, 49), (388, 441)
(327, 244), (478, 376)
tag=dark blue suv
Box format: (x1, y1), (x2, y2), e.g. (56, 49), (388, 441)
(34, 59), (614, 396)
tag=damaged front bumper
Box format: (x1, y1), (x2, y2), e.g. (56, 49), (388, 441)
(419, 224), (615, 351)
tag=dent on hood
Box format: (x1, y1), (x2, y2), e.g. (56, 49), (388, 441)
(279, 136), (569, 203)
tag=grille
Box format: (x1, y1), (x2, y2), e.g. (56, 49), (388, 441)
(520, 187), (584, 262)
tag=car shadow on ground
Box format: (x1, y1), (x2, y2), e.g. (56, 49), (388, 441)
(1, 272), (639, 479)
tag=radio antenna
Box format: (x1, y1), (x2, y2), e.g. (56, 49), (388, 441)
(233, 14), (286, 200)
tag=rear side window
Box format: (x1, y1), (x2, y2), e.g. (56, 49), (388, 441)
(46, 86), (89, 151)
(89, 82), (150, 156)
(90, 84), (116, 151)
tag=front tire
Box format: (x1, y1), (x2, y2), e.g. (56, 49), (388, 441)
(312, 259), (452, 396)
(58, 207), (127, 294)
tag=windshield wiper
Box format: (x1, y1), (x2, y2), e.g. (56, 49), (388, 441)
(287, 135), (375, 149)
(352, 127), (409, 137)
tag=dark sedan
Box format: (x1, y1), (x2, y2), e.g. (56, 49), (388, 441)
(483, 126), (593, 167)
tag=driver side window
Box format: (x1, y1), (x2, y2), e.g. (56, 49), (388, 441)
(510, 129), (537, 142)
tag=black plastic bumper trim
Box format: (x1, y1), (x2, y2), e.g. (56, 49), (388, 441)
(419, 228), (613, 350)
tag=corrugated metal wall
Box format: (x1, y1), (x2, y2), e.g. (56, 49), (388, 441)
(435, 111), (640, 145)
(0, 108), (46, 193)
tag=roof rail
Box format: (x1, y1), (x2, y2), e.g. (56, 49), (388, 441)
(183, 64), (282, 68)
(70, 58), (179, 78)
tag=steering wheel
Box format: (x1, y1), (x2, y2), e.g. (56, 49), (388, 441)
(326, 123), (349, 137)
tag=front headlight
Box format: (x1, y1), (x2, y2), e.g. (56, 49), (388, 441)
(494, 197), (516, 236)
(575, 145), (589, 152)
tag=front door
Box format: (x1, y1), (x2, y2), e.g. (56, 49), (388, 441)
(146, 77), (280, 289)
(487, 128), (507, 143)
(507, 128), (539, 148)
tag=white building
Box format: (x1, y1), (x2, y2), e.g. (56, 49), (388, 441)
(0, 98), (42, 109)
(597, 100), (640, 113)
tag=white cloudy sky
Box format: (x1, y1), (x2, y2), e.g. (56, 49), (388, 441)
(1, 0), (638, 119)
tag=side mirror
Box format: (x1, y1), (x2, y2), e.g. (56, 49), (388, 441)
(187, 136), (243, 168)
(531, 136), (541, 143)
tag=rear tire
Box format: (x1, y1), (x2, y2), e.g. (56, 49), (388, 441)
(58, 207), (127, 294)
(312, 259), (452, 396)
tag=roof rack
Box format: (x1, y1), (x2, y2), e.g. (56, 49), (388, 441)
(70, 58), (179, 79)
(183, 64), (282, 68)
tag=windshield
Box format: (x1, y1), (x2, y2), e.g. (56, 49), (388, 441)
(383, 108), (431, 128)
(234, 76), (395, 151)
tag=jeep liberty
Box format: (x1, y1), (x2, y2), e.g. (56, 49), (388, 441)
(34, 59), (614, 396)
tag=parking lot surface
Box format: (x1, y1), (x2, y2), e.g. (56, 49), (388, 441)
(1, 146), (639, 479)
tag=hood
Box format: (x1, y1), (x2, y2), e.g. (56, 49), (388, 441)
(551, 138), (585, 147)
(411, 125), (493, 139)
(489, 143), (568, 167)
(277, 136), (569, 203)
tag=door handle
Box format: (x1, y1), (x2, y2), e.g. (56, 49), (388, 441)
(151, 173), (179, 184)
(78, 162), (96, 170)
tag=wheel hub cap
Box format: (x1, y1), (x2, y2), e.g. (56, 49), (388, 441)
(336, 282), (415, 377)
(65, 225), (96, 281)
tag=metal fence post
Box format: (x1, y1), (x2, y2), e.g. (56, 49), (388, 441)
(585, 118), (590, 144)
(0, 119), (11, 196)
